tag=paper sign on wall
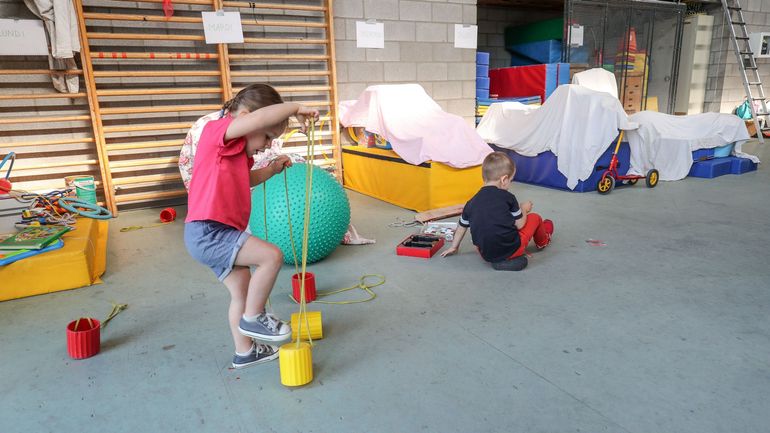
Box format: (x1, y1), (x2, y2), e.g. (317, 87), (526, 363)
(454, 24), (478, 49)
(202, 11), (244, 44)
(0, 19), (48, 56)
(356, 21), (384, 49)
(569, 25), (584, 47)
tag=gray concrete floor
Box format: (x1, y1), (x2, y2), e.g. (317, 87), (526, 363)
(1, 141), (769, 433)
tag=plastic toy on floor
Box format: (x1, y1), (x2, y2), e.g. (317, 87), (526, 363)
(0, 152), (14, 193)
(597, 131), (659, 195)
(396, 234), (445, 258)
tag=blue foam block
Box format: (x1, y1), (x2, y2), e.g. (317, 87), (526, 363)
(689, 158), (732, 178)
(556, 63), (570, 85)
(507, 39), (562, 64)
(476, 64), (489, 78)
(714, 143), (734, 158)
(476, 52), (490, 65)
(544, 63), (570, 101)
(728, 156), (757, 174)
(490, 138), (630, 192)
(692, 148), (714, 161)
(476, 88), (490, 99)
(510, 53), (537, 66)
(476, 77), (490, 90)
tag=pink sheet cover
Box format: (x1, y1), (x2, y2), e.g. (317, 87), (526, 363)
(339, 84), (491, 168)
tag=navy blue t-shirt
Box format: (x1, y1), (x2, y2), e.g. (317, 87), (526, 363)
(459, 186), (522, 263)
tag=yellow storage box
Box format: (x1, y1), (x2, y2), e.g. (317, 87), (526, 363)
(341, 146), (483, 212)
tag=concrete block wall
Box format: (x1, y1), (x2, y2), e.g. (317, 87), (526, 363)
(704, 1), (770, 114)
(333, 0), (478, 123)
(477, 5), (561, 70)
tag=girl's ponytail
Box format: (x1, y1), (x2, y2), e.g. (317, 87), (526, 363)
(222, 95), (239, 114)
(222, 84), (283, 115)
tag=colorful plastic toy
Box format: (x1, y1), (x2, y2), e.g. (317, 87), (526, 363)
(0, 152), (14, 193)
(396, 234), (445, 258)
(597, 131), (659, 195)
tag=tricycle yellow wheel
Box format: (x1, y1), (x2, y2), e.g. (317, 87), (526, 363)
(597, 175), (615, 195)
(646, 169), (659, 188)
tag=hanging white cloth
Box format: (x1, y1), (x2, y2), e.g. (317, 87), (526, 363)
(338, 84), (492, 168)
(477, 85), (637, 190)
(24, 0), (81, 93)
(572, 68), (619, 100)
(625, 111), (759, 181)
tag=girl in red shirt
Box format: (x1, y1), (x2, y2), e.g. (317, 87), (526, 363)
(185, 84), (318, 369)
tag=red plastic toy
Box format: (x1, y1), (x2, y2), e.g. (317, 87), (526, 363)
(597, 130), (659, 195)
(396, 234), (445, 259)
(66, 317), (101, 359)
(291, 272), (317, 303)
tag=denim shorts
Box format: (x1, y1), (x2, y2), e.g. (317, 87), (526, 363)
(184, 220), (249, 281)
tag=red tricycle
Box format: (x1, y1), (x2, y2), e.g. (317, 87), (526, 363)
(596, 130), (659, 195)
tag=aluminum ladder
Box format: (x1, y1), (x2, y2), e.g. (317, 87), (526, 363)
(722, 0), (769, 143)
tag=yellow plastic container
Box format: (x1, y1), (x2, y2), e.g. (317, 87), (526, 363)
(291, 311), (323, 341)
(279, 342), (313, 387)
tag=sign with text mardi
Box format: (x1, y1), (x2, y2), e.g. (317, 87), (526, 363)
(202, 11), (244, 44)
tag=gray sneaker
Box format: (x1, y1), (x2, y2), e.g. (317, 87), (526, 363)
(238, 313), (292, 342)
(232, 343), (279, 369)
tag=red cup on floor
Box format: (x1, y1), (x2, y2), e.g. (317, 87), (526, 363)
(160, 207), (176, 223)
(291, 272), (317, 303)
(66, 318), (101, 359)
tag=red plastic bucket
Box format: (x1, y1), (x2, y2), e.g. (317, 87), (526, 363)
(291, 272), (317, 303)
(66, 318), (101, 359)
(160, 207), (177, 223)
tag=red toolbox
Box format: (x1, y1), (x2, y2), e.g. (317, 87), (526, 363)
(396, 234), (445, 259)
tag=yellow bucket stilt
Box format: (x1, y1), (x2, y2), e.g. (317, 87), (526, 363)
(291, 311), (323, 341)
(279, 342), (313, 387)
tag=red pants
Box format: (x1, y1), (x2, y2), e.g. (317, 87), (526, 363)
(509, 212), (548, 258)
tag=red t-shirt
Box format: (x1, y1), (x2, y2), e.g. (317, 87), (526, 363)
(185, 116), (254, 231)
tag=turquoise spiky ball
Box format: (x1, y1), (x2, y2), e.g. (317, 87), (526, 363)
(249, 163), (350, 264)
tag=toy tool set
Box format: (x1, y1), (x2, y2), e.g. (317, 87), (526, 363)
(396, 234), (445, 259)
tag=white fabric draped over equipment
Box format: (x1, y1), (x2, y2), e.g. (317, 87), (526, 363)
(476, 85), (637, 190)
(338, 84), (492, 168)
(571, 68), (619, 100)
(625, 111), (759, 181)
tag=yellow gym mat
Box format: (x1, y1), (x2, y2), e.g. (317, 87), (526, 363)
(341, 146), (482, 212)
(0, 218), (108, 301)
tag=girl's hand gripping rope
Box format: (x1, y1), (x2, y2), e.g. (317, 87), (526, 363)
(295, 106), (320, 133)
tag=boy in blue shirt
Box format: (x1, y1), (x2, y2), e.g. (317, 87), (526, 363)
(442, 151), (553, 271)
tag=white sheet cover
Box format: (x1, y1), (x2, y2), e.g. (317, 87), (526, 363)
(625, 111), (759, 180)
(572, 68), (619, 99)
(476, 84), (637, 189)
(338, 84), (491, 168)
